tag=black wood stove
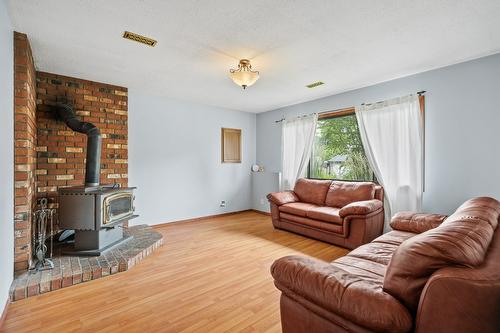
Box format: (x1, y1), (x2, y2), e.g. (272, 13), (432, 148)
(55, 103), (137, 255)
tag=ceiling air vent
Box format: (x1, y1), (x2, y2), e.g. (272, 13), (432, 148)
(122, 31), (157, 47)
(306, 81), (324, 88)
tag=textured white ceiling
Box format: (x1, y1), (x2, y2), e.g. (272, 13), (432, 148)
(6, 0), (500, 113)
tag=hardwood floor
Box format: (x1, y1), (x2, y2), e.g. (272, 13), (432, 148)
(1, 211), (348, 333)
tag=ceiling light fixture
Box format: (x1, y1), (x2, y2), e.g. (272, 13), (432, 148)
(229, 59), (259, 89)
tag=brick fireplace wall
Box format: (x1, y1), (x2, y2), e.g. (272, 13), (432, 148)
(35, 72), (129, 221)
(13, 32), (37, 271)
(12, 31), (129, 272)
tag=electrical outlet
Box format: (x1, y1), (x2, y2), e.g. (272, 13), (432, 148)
(260, 198), (265, 205)
(220, 200), (226, 208)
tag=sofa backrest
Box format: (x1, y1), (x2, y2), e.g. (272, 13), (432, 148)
(383, 197), (500, 313)
(325, 181), (378, 208)
(293, 178), (331, 205)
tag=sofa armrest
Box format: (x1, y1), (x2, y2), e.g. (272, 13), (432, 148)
(338, 199), (383, 218)
(267, 191), (298, 206)
(415, 266), (500, 333)
(390, 212), (447, 234)
(271, 255), (412, 333)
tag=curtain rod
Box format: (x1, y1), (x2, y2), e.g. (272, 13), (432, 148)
(275, 91), (426, 123)
(361, 91), (426, 106)
(274, 113), (316, 123)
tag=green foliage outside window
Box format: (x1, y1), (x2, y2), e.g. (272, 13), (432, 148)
(309, 114), (373, 181)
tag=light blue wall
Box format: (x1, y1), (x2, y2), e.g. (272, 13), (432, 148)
(254, 53), (500, 214)
(0, 0), (13, 312)
(128, 91), (256, 225)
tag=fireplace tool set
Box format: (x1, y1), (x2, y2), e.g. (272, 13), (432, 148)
(30, 198), (55, 272)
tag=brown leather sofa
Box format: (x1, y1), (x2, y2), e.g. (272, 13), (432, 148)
(267, 178), (384, 249)
(271, 197), (500, 333)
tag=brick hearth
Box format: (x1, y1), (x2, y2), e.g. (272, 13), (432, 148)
(9, 225), (163, 301)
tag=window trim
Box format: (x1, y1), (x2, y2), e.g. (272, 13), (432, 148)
(318, 107), (355, 120)
(307, 107), (376, 182)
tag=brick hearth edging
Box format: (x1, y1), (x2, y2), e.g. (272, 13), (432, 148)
(9, 225), (163, 301)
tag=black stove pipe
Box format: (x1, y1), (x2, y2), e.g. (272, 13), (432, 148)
(54, 103), (101, 187)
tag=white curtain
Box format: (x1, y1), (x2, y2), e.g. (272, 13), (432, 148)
(355, 95), (423, 227)
(281, 114), (318, 191)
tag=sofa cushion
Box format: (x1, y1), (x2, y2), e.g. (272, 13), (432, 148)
(306, 206), (342, 224)
(372, 230), (416, 247)
(383, 197), (500, 313)
(333, 255), (387, 279)
(347, 242), (400, 266)
(271, 255), (413, 333)
(325, 181), (376, 208)
(293, 178), (331, 206)
(279, 202), (318, 217)
(279, 213), (343, 234)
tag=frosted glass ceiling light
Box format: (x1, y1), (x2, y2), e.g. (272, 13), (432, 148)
(229, 59), (259, 89)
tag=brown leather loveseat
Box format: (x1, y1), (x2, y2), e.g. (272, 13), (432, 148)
(271, 197), (500, 333)
(267, 178), (384, 249)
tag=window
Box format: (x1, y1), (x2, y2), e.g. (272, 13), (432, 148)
(309, 109), (374, 181)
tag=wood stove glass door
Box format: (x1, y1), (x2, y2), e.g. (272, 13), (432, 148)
(103, 192), (134, 225)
